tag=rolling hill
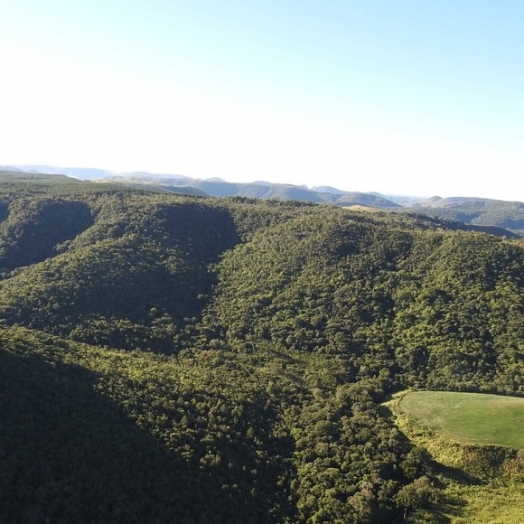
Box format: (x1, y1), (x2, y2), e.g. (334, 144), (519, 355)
(2, 165), (402, 208)
(1, 174), (524, 522)
(404, 196), (524, 233)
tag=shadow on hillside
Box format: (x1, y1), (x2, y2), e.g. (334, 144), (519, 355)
(0, 199), (94, 272)
(0, 202), (243, 353)
(378, 402), (472, 522)
(432, 461), (483, 486)
(0, 348), (296, 524)
(151, 202), (242, 321)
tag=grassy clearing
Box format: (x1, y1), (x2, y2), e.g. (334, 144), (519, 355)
(387, 392), (524, 524)
(399, 390), (524, 449)
(341, 205), (376, 211)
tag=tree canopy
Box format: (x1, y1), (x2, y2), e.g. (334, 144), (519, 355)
(1, 179), (524, 522)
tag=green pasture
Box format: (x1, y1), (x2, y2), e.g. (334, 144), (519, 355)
(399, 390), (524, 449)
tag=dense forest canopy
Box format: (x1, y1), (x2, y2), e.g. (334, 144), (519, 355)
(1, 174), (524, 523)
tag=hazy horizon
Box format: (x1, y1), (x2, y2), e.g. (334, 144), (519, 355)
(1, 1), (523, 201)
(5, 162), (521, 203)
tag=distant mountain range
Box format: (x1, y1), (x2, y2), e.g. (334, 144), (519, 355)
(2, 164), (524, 234)
(406, 196), (524, 234)
(1, 165), (402, 208)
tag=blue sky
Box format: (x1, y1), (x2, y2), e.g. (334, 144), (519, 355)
(1, 0), (523, 199)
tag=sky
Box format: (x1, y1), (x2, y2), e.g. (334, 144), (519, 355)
(0, 0), (523, 200)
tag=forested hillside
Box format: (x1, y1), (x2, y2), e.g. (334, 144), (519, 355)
(1, 174), (524, 523)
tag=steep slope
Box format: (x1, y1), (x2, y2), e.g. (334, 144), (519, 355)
(0, 326), (298, 524)
(0, 197), (94, 272)
(197, 208), (524, 394)
(0, 194), (240, 351)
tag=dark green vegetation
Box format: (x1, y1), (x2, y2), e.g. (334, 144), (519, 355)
(1, 173), (524, 522)
(400, 391), (524, 448)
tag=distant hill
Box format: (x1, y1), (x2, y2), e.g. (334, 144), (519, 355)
(106, 175), (209, 197)
(335, 192), (400, 207)
(421, 195), (444, 204)
(311, 185), (345, 195)
(404, 196), (524, 234)
(122, 171), (189, 180)
(0, 170), (85, 187)
(4, 165), (401, 209)
(0, 165), (24, 172)
(416, 196), (488, 207)
(110, 175), (401, 208)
